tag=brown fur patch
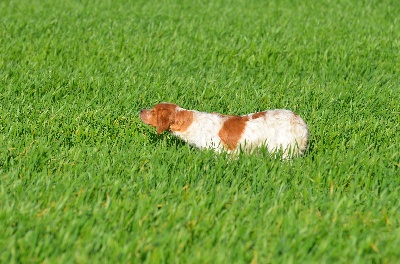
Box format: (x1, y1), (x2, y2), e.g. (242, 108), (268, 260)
(251, 111), (267, 119)
(170, 110), (194, 132)
(218, 116), (249, 150)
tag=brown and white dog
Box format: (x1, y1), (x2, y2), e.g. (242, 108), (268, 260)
(140, 103), (309, 157)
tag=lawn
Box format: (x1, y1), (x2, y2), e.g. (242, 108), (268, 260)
(1, 0), (399, 263)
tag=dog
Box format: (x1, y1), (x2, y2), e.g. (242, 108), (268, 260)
(140, 102), (309, 157)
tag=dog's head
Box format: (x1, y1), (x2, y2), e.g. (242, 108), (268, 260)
(141, 102), (187, 134)
(140, 103), (194, 134)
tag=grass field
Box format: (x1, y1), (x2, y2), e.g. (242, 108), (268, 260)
(1, 0), (400, 263)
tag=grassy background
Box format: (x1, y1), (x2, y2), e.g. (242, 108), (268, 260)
(1, 0), (399, 262)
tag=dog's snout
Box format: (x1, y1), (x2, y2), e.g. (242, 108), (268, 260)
(140, 109), (150, 121)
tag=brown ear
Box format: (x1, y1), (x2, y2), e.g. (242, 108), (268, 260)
(157, 109), (172, 134)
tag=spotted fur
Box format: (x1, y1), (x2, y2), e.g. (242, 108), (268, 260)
(140, 102), (309, 157)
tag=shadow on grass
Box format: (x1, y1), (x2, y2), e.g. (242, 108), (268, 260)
(147, 131), (189, 150)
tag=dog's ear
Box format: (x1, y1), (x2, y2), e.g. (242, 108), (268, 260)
(156, 109), (172, 134)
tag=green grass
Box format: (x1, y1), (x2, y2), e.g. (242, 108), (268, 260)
(1, 0), (400, 262)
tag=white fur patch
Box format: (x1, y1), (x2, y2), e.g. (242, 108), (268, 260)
(171, 108), (309, 157)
